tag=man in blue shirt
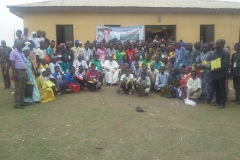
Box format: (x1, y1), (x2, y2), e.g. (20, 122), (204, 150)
(9, 40), (26, 109)
(64, 66), (75, 85)
(174, 41), (185, 69)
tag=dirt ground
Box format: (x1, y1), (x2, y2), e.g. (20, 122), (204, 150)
(0, 79), (240, 160)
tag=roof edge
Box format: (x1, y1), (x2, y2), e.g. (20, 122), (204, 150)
(8, 6), (240, 16)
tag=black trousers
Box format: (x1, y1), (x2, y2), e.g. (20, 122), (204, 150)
(213, 77), (227, 106)
(233, 76), (240, 101)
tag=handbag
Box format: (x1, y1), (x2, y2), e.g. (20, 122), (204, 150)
(25, 82), (34, 97)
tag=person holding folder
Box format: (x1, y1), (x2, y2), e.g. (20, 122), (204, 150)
(211, 39), (230, 109)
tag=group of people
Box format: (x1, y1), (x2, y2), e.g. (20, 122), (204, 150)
(0, 28), (240, 110)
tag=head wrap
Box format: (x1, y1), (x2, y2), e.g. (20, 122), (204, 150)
(28, 32), (38, 49)
(29, 32), (36, 39)
(22, 42), (31, 52)
(40, 69), (46, 77)
(16, 30), (22, 34)
(185, 66), (192, 72)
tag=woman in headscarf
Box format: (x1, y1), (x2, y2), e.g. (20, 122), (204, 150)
(22, 43), (41, 104)
(36, 69), (56, 102)
(178, 66), (192, 100)
(29, 32), (38, 49)
(196, 42), (213, 103)
(37, 58), (49, 74)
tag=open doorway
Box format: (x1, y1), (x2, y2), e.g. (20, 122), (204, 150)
(56, 25), (74, 45)
(145, 25), (176, 42)
(200, 25), (214, 43)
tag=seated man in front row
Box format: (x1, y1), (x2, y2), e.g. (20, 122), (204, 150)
(75, 65), (87, 88)
(117, 68), (134, 95)
(64, 66), (81, 93)
(186, 70), (202, 101)
(154, 66), (169, 96)
(135, 72), (151, 97)
(104, 55), (119, 86)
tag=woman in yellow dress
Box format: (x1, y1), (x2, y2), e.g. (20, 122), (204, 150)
(36, 69), (56, 102)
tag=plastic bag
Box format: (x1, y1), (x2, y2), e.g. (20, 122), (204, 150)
(184, 99), (196, 106)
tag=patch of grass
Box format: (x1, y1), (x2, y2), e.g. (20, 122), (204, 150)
(0, 78), (240, 160)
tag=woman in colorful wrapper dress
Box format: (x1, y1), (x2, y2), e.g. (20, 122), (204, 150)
(165, 68), (180, 98)
(196, 43), (213, 103)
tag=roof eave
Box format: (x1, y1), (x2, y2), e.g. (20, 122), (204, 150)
(9, 8), (23, 18)
(7, 6), (240, 17)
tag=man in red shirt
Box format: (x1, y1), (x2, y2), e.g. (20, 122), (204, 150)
(126, 44), (136, 64)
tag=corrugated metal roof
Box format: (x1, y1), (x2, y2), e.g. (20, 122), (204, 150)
(7, 0), (240, 9)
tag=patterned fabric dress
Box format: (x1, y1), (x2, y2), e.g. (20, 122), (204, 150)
(185, 49), (197, 69)
(165, 74), (180, 98)
(0, 46), (12, 88)
(196, 51), (213, 103)
(174, 47), (185, 69)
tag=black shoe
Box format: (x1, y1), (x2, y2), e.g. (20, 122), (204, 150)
(217, 105), (225, 109)
(21, 103), (29, 106)
(14, 105), (24, 109)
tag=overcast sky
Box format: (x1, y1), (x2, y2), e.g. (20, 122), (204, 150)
(0, 0), (239, 47)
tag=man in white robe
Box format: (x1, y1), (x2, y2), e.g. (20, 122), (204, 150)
(104, 55), (119, 85)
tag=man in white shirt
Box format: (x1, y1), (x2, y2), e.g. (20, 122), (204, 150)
(154, 66), (169, 96)
(81, 43), (92, 63)
(186, 70), (202, 100)
(148, 63), (159, 89)
(49, 57), (63, 73)
(75, 65), (86, 87)
(106, 43), (116, 60)
(104, 55), (119, 86)
(35, 40), (46, 59)
(35, 30), (44, 48)
(73, 54), (88, 71)
(117, 68), (134, 95)
(71, 40), (82, 61)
